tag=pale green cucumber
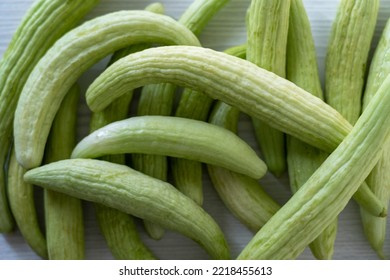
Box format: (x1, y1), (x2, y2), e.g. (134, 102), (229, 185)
(88, 5), (160, 257)
(43, 84), (84, 260)
(135, 0), (230, 210)
(179, 0), (230, 36)
(246, 0), (290, 176)
(0, 0), (100, 233)
(286, 0), (337, 260)
(237, 74), (390, 259)
(24, 159), (230, 260)
(72, 116), (267, 180)
(13, 10), (200, 170)
(360, 18), (390, 259)
(90, 54), (157, 259)
(7, 148), (47, 259)
(206, 44), (280, 232)
(85, 45), (386, 217)
(86, 45), (352, 154)
(325, 0), (379, 124)
(208, 100), (280, 232)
